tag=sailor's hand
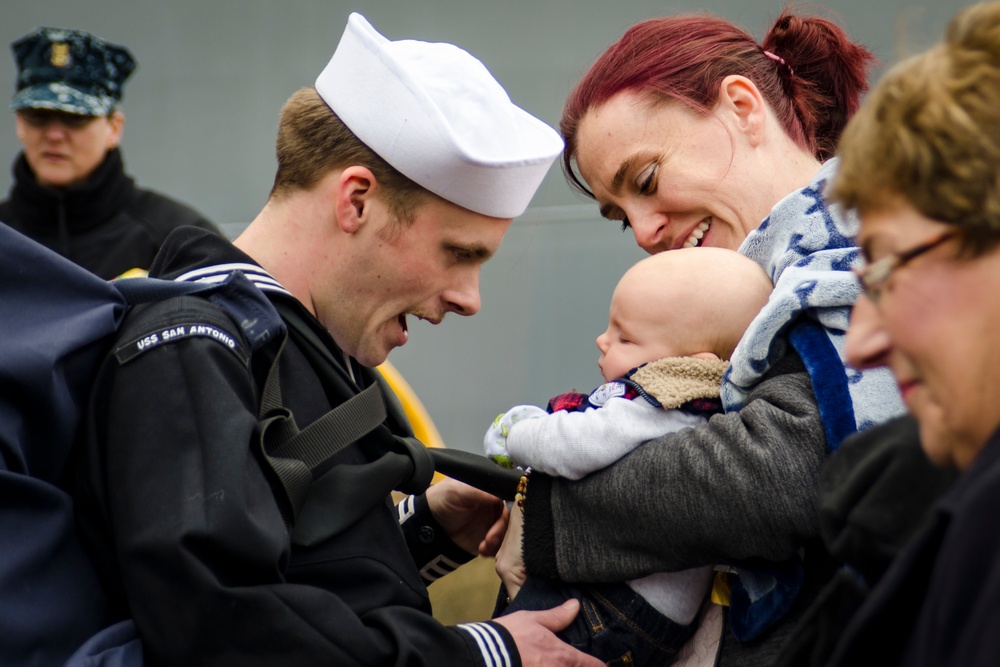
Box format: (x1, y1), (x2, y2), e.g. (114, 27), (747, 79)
(494, 601), (604, 667)
(425, 478), (504, 556)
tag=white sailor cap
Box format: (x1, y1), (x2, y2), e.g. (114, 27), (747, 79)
(316, 13), (564, 219)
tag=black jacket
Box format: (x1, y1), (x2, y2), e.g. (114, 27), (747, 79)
(0, 149), (218, 279)
(775, 416), (956, 667)
(826, 423), (1000, 666)
(77, 227), (518, 666)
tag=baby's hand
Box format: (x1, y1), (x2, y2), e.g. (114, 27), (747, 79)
(483, 405), (547, 467)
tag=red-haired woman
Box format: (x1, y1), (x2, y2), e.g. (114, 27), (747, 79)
(497, 10), (907, 666)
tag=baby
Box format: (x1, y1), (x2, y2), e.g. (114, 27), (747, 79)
(485, 247), (773, 666)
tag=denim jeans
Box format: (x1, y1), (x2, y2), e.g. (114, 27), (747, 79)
(497, 577), (695, 666)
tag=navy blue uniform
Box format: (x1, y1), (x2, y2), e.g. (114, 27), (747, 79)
(77, 227), (518, 666)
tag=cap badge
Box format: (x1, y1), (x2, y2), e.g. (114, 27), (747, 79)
(50, 42), (71, 68)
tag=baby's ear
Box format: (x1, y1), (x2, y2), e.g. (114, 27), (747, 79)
(690, 351), (722, 361)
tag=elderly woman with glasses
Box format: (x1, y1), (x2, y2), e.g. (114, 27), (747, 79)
(817, 3), (1000, 664)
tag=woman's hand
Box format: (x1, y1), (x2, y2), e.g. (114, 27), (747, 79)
(495, 503), (527, 599)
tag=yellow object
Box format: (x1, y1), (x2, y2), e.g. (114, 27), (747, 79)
(115, 267), (149, 279)
(377, 361), (446, 450)
(378, 361), (500, 624)
(711, 571), (731, 606)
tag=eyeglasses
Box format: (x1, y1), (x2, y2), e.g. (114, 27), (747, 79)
(18, 108), (97, 130)
(853, 228), (959, 302)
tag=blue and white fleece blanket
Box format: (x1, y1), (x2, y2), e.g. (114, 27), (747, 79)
(725, 157), (904, 440)
(721, 158), (905, 642)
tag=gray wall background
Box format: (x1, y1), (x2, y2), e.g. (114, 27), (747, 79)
(2, 0), (973, 453)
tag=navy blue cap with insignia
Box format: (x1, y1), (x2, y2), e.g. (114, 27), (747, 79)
(10, 27), (136, 116)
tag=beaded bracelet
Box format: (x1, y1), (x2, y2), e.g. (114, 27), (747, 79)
(515, 467), (531, 512)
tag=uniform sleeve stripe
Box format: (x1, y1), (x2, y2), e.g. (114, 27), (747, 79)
(457, 623), (512, 667)
(249, 282), (294, 297)
(175, 263), (267, 282)
(396, 495), (417, 524)
(174, 264), (294, 297)
(419, 555), (462, 584)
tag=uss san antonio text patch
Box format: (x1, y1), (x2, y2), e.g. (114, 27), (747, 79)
(115, 321), (248, 365)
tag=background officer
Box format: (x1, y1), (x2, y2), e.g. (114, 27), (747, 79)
(0, 27), (219, 279)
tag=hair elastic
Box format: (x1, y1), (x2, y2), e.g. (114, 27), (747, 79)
(764, 50), (794, 77)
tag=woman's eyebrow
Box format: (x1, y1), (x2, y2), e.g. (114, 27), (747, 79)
(597, 155), (640, 218)
(610, 155), (638, 193)
(599, 202), (620, 219)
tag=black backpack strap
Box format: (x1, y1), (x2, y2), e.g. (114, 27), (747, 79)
(427, 448), (521, 501)
(256, 300), (519, 545)
(255, 335), (390, 528)
(254, 302), (434, 540)
(291, 435), (434, 547)
(113, 271), (344, 527)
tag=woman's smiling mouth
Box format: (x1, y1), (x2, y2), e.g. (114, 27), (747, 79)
(682, 219), (711, 248)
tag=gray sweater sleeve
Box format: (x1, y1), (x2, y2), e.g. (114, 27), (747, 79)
(522, 351), (825, 582)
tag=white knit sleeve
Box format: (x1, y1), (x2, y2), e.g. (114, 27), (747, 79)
(506, 398), (706, 479)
